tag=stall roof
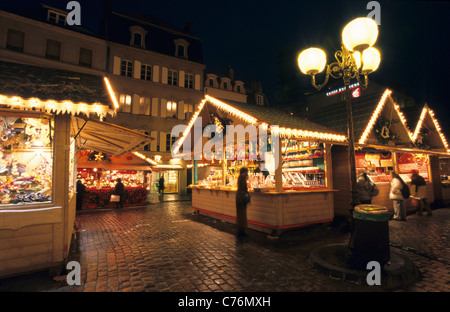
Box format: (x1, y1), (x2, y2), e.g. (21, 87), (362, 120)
(0, 60), (115, 117)
(307, 89), (415, 146)
(408, 103), (449, 152)
(72, 116), (154, 156)
(173, 95), (347, 155)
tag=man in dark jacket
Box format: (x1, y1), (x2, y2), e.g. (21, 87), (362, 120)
(114, 178), (125, 208)
(411, 170), (432, 216)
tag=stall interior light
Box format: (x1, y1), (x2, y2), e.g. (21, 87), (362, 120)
(133, 151), (158, 165)
(0, 94), (114, 117)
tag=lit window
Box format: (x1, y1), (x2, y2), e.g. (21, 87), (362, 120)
(184, 103), (194, 119)
(140, 64), (152, 81)
(168, 70), (178, 86)
(167, 101), (177, 116)
(120, 60), (133, 77)
(139, 97), (151, 115)
(184, 73), (194, 89)
(119, 94), (132, 113)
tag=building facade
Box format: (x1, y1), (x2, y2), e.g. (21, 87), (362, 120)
(0, 3), (206, 195)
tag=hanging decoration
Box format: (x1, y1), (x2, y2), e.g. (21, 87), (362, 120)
(374, 117), (396, 145)
(414, 128), (430, 150)
(87, 151), (111, 163)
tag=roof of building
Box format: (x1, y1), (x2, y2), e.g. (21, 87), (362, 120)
(0, 61), (114, 117)
(0, 61), (109, 104)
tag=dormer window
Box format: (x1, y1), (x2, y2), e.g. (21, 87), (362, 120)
(129, 26), (147, 48)
(174, 39), (189, 59)
(47, 9), (67, 25)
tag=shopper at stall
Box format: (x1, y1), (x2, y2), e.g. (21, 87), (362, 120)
(158, 175), (165, 198)
(357, 170), (378, 204)
(76, 180), (86, 211)
(411, 170), (432, 216)
(114, 178), (125, 208)
(236, 167), (250, 238)
(389, 172), (407, 221)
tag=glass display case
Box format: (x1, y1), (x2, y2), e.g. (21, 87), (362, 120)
(0, 116), (53, 206)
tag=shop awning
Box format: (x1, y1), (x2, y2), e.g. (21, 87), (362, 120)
(72, 116), (154, 156)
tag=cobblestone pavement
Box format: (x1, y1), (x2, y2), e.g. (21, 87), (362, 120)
(0, 202), (448, 294)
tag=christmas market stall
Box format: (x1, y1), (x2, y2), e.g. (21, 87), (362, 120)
(403, 103), (450, 205)
(308, 88), (450, 217)
(175, 95), (347, 235)
(0, 61), (152, 278)
(75, 150), (154, 209)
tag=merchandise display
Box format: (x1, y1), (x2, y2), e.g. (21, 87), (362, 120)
(77, 168), (145, 188)
(194, 140), (327, 191)
(0, 117), (53, 205)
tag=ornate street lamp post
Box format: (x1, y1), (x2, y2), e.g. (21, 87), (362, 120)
(298, 17), (381, 252)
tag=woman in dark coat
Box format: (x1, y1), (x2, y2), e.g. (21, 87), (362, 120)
(114, 178), (125, 208)
(236, 167), (250, 237)
(76, 180), (85, 210)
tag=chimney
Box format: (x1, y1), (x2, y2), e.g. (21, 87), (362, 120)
(226, 65), (234, 81)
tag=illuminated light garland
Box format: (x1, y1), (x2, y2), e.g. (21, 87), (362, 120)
(172, 98), (208, 155)
(412, 107), (428, 142)
(173, 95), (348, 155)
(358, 89), (392, 144)
(429, 109), (449, 150)
(104, 77), (120, 110)
(0, 94), (114, 117)
(132, 151), (158, 165)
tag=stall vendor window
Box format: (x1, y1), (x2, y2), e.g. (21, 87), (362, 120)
(280, 140), (326, 189)
(355, 151), (394, 183)
(0, 116), (53, 206)
(396, 152), (430, 182)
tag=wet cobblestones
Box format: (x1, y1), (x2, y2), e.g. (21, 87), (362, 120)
(0, 202), (449, 293)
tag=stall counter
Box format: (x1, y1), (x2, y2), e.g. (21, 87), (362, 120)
(189, 186), (336, 235)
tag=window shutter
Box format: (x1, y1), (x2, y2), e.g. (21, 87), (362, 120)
(161, 67), (168, 84)
(113, 56), (121, 75)
(160, 99), (167, 117)
(177, 100), (185, 120)
(195, 74), (201, 90)
(133, 60), (141, 79)
(179, 71), (185, 87)
(132, 94), (140, 114)
(150, 131), (157, 151)
(160, 132), (166, 152)
(151, 98), (159, 116)
(152, 65), (159, 83)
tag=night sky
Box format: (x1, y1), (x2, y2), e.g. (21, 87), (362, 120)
(3, 0), (450, 130)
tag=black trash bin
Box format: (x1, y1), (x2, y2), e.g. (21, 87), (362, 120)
(349, 204), (391, 270)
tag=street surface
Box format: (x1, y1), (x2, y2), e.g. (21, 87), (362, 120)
(0, 199), (448, 295)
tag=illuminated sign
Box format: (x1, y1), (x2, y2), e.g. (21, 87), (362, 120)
(352, 87), (361, 98)
(326, 83), (359, 96)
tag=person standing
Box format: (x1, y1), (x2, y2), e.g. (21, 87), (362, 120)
(236, 167), (250, 238)
(76, 180), (86, 210)
(389, 172), (407, 221)
(114, 178), (125, 208)
(357, 171), (377, 204)
(158, 175), (165, 198)
(411, 170), (432, 216)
